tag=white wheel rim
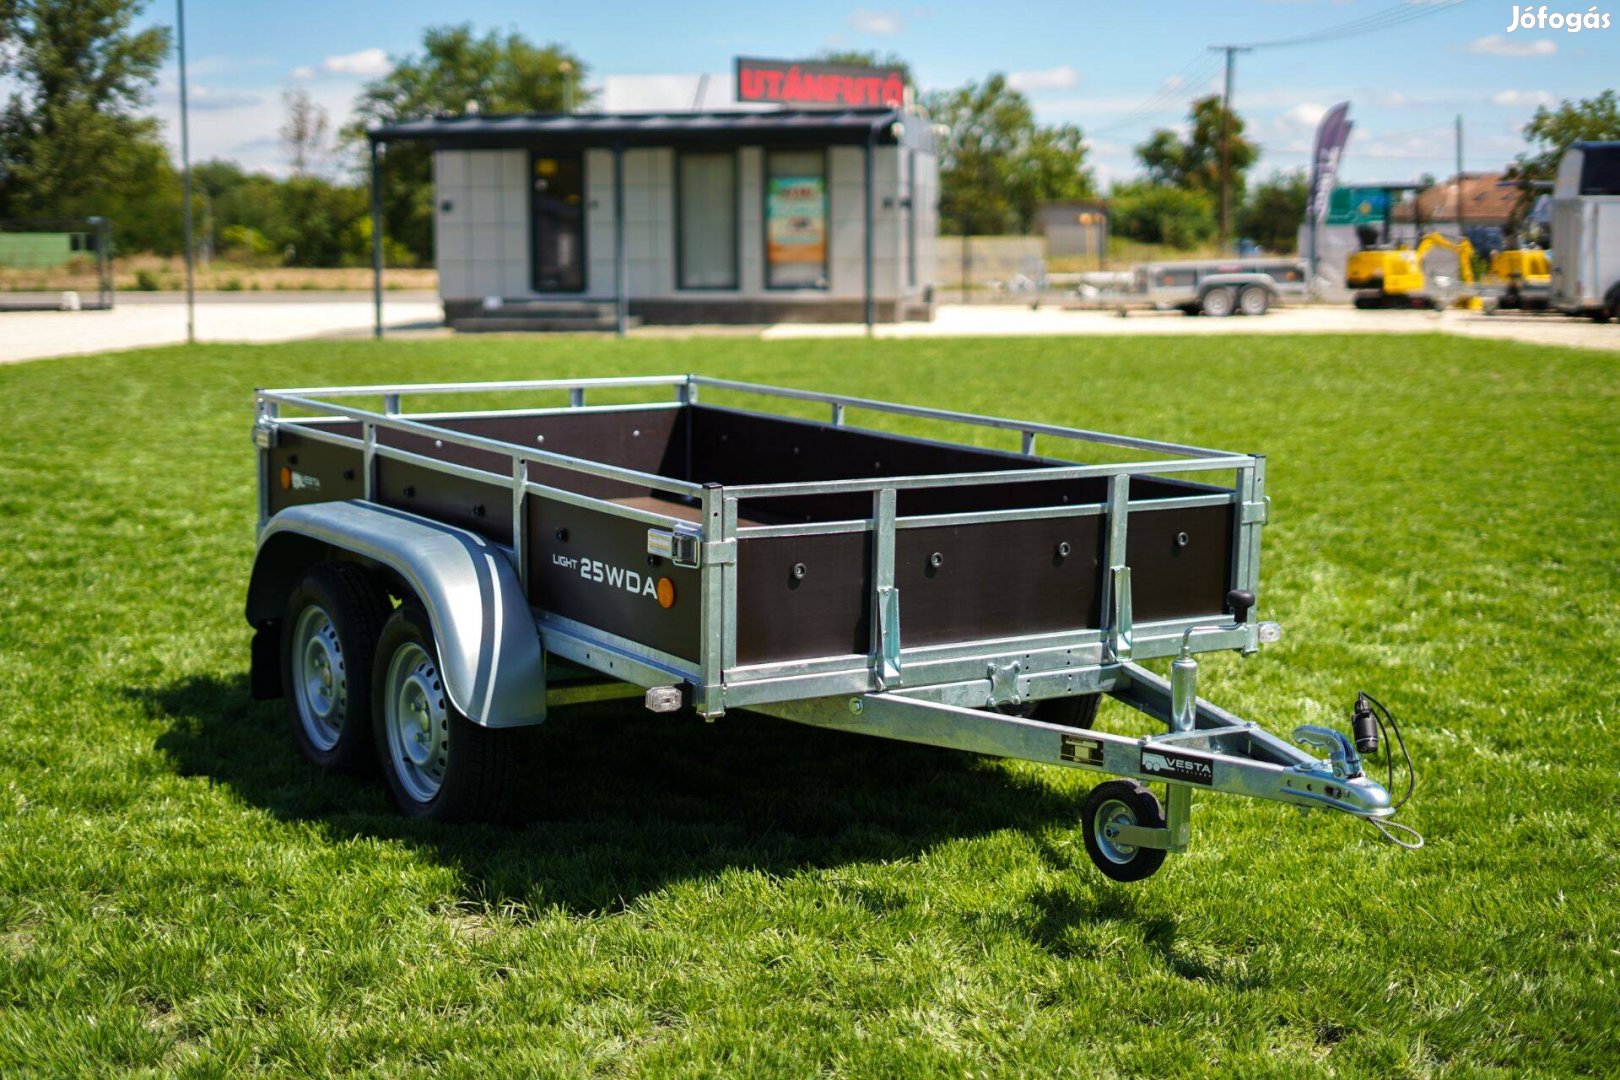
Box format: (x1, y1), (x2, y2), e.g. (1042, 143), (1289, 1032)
(1093, 798), (1139, 864)
(384, 641), (449, 804)
(291, 605), (346, 751)
(1205, 291), (1232, 316)
(1240, 289), (1266, 315)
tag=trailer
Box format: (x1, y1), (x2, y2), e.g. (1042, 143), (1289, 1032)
(1549, 142), (1620, 322)
(246, 375), (1418, 881)
(1059, 257), (1309, 317)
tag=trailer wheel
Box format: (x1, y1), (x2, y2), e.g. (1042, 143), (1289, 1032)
(1199, 288), (1235, 317)
(281, 562), (388, 772)
(1081, 780), (1168, 882)
(1237, 285), (1270, 316)
(372, 605), (526, 822)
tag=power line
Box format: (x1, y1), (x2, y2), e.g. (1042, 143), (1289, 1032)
(1243, 0), (1470, 50)
(1087, 52), (1223, 137)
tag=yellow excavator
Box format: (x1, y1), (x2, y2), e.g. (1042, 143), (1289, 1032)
(1485, 246), (1551, 311)
(1347, 230), (1479, 309)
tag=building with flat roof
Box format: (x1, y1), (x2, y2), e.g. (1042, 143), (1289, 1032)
(366, 107), (938, 332)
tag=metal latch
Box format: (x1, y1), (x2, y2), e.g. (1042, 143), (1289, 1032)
(647, 526), (702, 568)
(253, 421), (278, 449)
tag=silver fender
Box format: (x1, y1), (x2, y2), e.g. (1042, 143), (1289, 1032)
(247, 501), (545, 728)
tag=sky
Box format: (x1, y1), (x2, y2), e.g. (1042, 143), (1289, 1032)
(136, 0), (1620, 186)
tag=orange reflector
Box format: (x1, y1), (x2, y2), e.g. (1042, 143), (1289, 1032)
(656, 577), (676, 609)
(279, 466), (292, 490)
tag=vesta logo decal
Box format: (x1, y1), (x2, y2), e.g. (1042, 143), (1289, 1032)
(1140, 748), (1214, 786)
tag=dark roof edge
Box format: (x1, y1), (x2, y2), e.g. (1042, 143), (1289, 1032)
(367, 106), (908, 143)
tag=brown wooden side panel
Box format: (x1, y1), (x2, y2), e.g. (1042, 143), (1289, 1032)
(265, 431), (364, 516)
(1124, 503), (1235, 622)
(735, 532), (872, 665)
(895, 516), (1105, 647)
(526, 497), (702, 663)
(388, 408), (686, 501)
(375, 458), (514, 544)
(734, 514), (1106, 666)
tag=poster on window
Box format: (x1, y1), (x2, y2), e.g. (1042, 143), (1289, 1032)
(766, 177), (826, 283)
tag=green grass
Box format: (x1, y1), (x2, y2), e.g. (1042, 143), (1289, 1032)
(1, 333), (1616, 1077)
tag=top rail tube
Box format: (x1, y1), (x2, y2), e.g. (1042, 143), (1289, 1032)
(689, 376), (1241, 461)
(257, 390), (705, 499)
(265, 374), (691, 399)
(263, 373), (1242, 464)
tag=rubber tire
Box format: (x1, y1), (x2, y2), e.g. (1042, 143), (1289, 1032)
(1200, 288), (1235, 317)
(1081, 780), (1168, 883)
(372, 605), (527, 823)
(1237, 285), (1270, 316)
(281, 562), (388, 773)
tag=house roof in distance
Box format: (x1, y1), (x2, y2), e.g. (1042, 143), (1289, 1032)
(1392, 172), (1518, 224)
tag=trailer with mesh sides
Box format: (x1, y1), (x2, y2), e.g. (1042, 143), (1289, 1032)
(0, 218), (114, 312)
(244, 375), (1420, 881)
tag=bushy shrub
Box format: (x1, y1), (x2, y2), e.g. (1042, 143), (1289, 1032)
(1109, 183), (1217, 249)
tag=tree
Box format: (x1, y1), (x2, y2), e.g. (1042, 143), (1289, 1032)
(1239, 169), (1308, 252)
(1108, 181), (1216, 249)
(922, 74), (1094, 235)
(1505, 90), (1620, 224)
(280, 88), (332, 178)
(1135, 95), (1258, 197)
(0, 0), (176, 249)
(346, 24), (590, 263)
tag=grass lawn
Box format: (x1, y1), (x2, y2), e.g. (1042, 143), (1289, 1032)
(1, 333), (1616, 1077)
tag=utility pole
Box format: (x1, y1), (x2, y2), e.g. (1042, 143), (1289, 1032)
(1454, 114), (1465, 241)
(177, 0), (195, 344)
(1211, 45), (1251, 254)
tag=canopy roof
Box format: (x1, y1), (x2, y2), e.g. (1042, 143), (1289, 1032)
(369, 108), (909, 150)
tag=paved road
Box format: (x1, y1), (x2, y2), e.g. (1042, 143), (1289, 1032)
(764, 303), (1620, 350)
(1, 294), (444, 365)
(5, 294), (1617, 365)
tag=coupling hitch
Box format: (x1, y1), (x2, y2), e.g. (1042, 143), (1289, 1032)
(1291, 724), (1364, 779)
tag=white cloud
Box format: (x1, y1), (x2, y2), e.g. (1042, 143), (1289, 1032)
(153, 78), (263, 112)
(1491, 89), (1556, 107)
(1465, 34), (1557, 57)
(145, 75), (363, 176)
(1279, 102), (1328, 130)
(848, 9), (902, 34)
(1008, 65), (1080, 93)
(1162, 75), (1184, 91)
(321, 48), (390, 77)
(290, 65), (316, 81)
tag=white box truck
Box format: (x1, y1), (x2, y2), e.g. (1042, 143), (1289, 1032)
(1550, 141), (1620, 322)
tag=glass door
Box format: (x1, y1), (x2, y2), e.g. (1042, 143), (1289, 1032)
(530, 151), (585, 292)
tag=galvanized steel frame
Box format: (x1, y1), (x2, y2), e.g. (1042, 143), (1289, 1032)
(254, 374), (1268, 718)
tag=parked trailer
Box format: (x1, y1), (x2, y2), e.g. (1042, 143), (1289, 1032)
(1550, 142), (1620, 323)
(247, 375), (1419, 881)
(1061, 257), (1310, 317)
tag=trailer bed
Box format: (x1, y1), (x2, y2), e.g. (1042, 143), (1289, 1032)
(261, 386), (1250, 686)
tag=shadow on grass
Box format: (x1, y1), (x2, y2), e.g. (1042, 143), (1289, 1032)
(141, 673), (1088, 916)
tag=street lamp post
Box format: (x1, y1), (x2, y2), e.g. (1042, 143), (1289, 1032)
(177, 0), (195, 343)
